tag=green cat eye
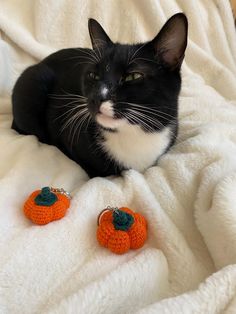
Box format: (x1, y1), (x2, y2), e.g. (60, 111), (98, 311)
(124, 72), (144, 82)
(88, 72), (100, 80)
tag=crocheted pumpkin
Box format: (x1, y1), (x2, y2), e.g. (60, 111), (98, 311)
(97, 207), (147, 254)
(24, 187), (71, 225)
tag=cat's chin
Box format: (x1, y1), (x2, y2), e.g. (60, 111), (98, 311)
(96, 113), (126, 130)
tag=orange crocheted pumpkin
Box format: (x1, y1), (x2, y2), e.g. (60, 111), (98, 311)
(97, 207), (147, 254)
(24, 187), (71, 225)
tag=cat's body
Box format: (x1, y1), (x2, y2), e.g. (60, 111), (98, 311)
(12, 13), (188, 177)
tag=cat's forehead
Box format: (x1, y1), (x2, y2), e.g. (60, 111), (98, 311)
(103, 44), (130, 63)
(98, 44), (144, 71)
(98, 44), (154, 75)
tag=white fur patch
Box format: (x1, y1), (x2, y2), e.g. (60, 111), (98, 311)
(99, 101), (114, 117)
(96, 101), (126, 129)
(102, 123), (172, 172)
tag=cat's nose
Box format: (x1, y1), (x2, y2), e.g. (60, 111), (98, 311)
(99, 84), (111, 101)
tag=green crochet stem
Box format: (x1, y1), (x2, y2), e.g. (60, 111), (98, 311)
(34, 187), (58, 206)
(112, 209), (134, 231)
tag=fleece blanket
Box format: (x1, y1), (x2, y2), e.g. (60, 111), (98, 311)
(1, 0), (236, 313)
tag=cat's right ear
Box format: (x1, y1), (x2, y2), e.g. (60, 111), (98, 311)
(88, 19), (112, 50)
(152, 13), (188, 70)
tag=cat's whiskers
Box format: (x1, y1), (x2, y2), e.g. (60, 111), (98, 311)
(50, 90), (90, 140)
(71, 111), (90, 148)
(129, 105), (177, 123)
(49, 97), (87, 106)
(55, 97), (92, 148)
(115, 110), (138, 128)
(127, 109), (161, 132)
(138, 109), (179, 143)
(53, 102), (87, 122)
(121, 109), (152, 132)
(61, 107), (88, 130)
(77, 114), (90, 145)
(61, 90), (87, 98)
(117, 101), (177, 121)
(121, 107), (179, 143)
(132, 109), (176, 140)
(130, 109), (164, 128)
(62, 108), (87, 133)
(117, 102), (177, 123)
(85, 114), (92, 132)
(61, 107), (89, 138)
(50, 96), (85, 100)
(49, 91), (87, 101)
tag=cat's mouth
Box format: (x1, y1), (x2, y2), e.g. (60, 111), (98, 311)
(95, 101), (125, 129)
(96, 112), (125, 129)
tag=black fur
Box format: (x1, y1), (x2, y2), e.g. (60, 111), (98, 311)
(12, 13), (188, 177)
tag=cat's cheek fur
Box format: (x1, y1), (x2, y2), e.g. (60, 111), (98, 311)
(101, 124), (172, 172)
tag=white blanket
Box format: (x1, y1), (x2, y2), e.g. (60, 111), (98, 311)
(1, 0), (236, 313)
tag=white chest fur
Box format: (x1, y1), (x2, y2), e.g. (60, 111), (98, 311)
(101, 124), (172, 172)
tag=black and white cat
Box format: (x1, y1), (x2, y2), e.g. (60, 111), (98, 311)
(12, 13), (188, 177)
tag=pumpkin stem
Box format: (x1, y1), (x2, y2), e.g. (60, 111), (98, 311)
(34, 187), (58, 206)
(112, 209), (134, 231)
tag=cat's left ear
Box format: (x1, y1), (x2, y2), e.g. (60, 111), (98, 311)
(88, 19), (112, 50)
(152, 13), (188, 70)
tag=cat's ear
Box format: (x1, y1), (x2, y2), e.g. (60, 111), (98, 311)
(88, 18), (112, 50)
(152, 13), (188, 70)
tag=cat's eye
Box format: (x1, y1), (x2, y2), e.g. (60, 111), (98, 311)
(124, 72), (144, 82)
(88, 72), (100, 80)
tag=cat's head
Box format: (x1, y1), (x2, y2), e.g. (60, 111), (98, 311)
(82, 13), (188, 132)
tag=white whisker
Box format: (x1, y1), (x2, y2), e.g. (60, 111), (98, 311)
(53, 102), (87, 122)
(61, 90), (87, 99)
(117, 101), (177, 120)
(70, 111), (90, 148)
(129, 109), (163, 129)
(127, 108), (179, 142)
(131, 106), (177, 122)
(127, 109), (154, 132)
(60, 108), (88, 134)
(117, 101), (176, 112)
(50, 90), (87, 100)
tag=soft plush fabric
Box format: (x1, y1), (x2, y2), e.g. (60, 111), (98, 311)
(1, 1), (236, 313)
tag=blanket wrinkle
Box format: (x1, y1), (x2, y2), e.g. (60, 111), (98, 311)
(1, 0), (236, 313)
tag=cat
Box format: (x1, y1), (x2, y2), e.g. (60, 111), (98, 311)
(11, 13), (188, 178)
